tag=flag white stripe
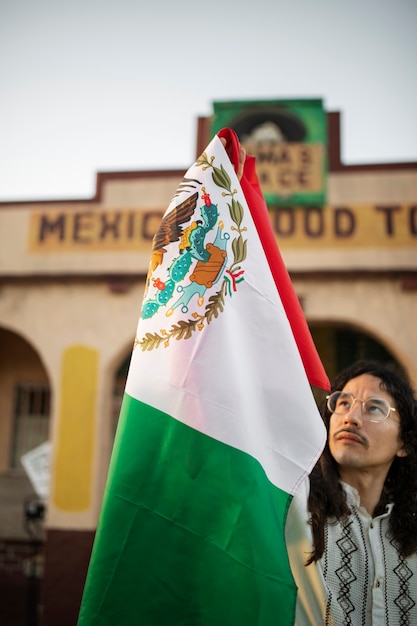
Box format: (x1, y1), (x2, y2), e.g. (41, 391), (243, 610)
(126, 136), (326, 494)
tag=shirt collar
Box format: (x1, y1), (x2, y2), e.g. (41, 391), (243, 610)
(340, 481), (394, 517)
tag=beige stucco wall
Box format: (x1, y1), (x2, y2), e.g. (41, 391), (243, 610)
(328, 169), (417, 204)
(0, 164), (416, 535)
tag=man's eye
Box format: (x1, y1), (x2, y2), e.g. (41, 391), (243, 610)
(337, 399), (351, 409)
(366, 401), (385, 415)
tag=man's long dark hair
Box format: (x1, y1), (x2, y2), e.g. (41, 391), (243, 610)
(307, 360), (417, 564)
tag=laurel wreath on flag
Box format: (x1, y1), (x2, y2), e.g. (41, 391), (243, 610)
(135, 153), (247, 351)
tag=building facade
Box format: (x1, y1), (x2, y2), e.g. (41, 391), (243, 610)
(0, 108), (416, 625)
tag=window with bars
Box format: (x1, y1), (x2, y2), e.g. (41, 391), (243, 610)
(11, 383), (51, 469)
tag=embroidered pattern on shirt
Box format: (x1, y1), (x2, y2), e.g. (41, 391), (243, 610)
(391, 538), (415, 626)
(335, 518), (358, 625)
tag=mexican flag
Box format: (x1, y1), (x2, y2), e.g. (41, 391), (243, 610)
(77, 128), (329, 625)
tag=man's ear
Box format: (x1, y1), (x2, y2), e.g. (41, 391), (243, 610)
(396, 443), (408, 458)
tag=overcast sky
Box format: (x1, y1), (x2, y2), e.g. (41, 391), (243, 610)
(0, 0), (416, 201)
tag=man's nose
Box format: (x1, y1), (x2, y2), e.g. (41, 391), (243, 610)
(344, 400), (363, 425)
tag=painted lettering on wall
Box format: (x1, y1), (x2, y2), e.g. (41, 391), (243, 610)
(269, 205), (417, 249)
(28, 204), (417, 253)
(29, 209), (164, 252)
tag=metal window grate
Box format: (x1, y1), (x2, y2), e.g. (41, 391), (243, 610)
(11, 383), (51, 469)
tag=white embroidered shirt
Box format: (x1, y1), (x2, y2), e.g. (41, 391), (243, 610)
(285, 479), (417, 625)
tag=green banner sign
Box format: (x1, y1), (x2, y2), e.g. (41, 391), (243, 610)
(211, 99), (327, 206)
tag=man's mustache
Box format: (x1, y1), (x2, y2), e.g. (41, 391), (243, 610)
(333, 427), (369, 448)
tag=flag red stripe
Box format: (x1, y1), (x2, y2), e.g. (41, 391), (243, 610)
(218, 127), (330, 391)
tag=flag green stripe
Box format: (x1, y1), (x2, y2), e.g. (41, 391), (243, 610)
(79, 393), (296, 625)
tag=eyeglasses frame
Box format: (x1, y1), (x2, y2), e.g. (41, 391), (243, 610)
(326, 391), (397, 423)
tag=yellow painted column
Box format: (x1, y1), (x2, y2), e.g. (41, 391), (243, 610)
(52, 345), (99, 512)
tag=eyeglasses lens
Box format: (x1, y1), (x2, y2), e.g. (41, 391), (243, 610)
(327, 392), (390, 421)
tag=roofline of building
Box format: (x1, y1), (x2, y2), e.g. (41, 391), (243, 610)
(1, 111), (416, 208)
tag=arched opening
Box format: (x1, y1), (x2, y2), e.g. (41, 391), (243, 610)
(0, 326), (50, 624)
(0, 326), (51, 487)
(311, 322), (406, 396)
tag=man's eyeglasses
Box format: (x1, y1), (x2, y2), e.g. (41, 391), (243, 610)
(326, 391), (396, 423)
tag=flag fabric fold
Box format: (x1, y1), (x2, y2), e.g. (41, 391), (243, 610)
(78, 129), (328, 626)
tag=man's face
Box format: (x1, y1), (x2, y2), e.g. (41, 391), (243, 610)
(328, 373), (406, 482)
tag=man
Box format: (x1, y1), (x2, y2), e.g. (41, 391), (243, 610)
(286, 360), (417, 625)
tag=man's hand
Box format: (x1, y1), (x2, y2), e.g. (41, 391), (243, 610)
(220, 137), (246, 182)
